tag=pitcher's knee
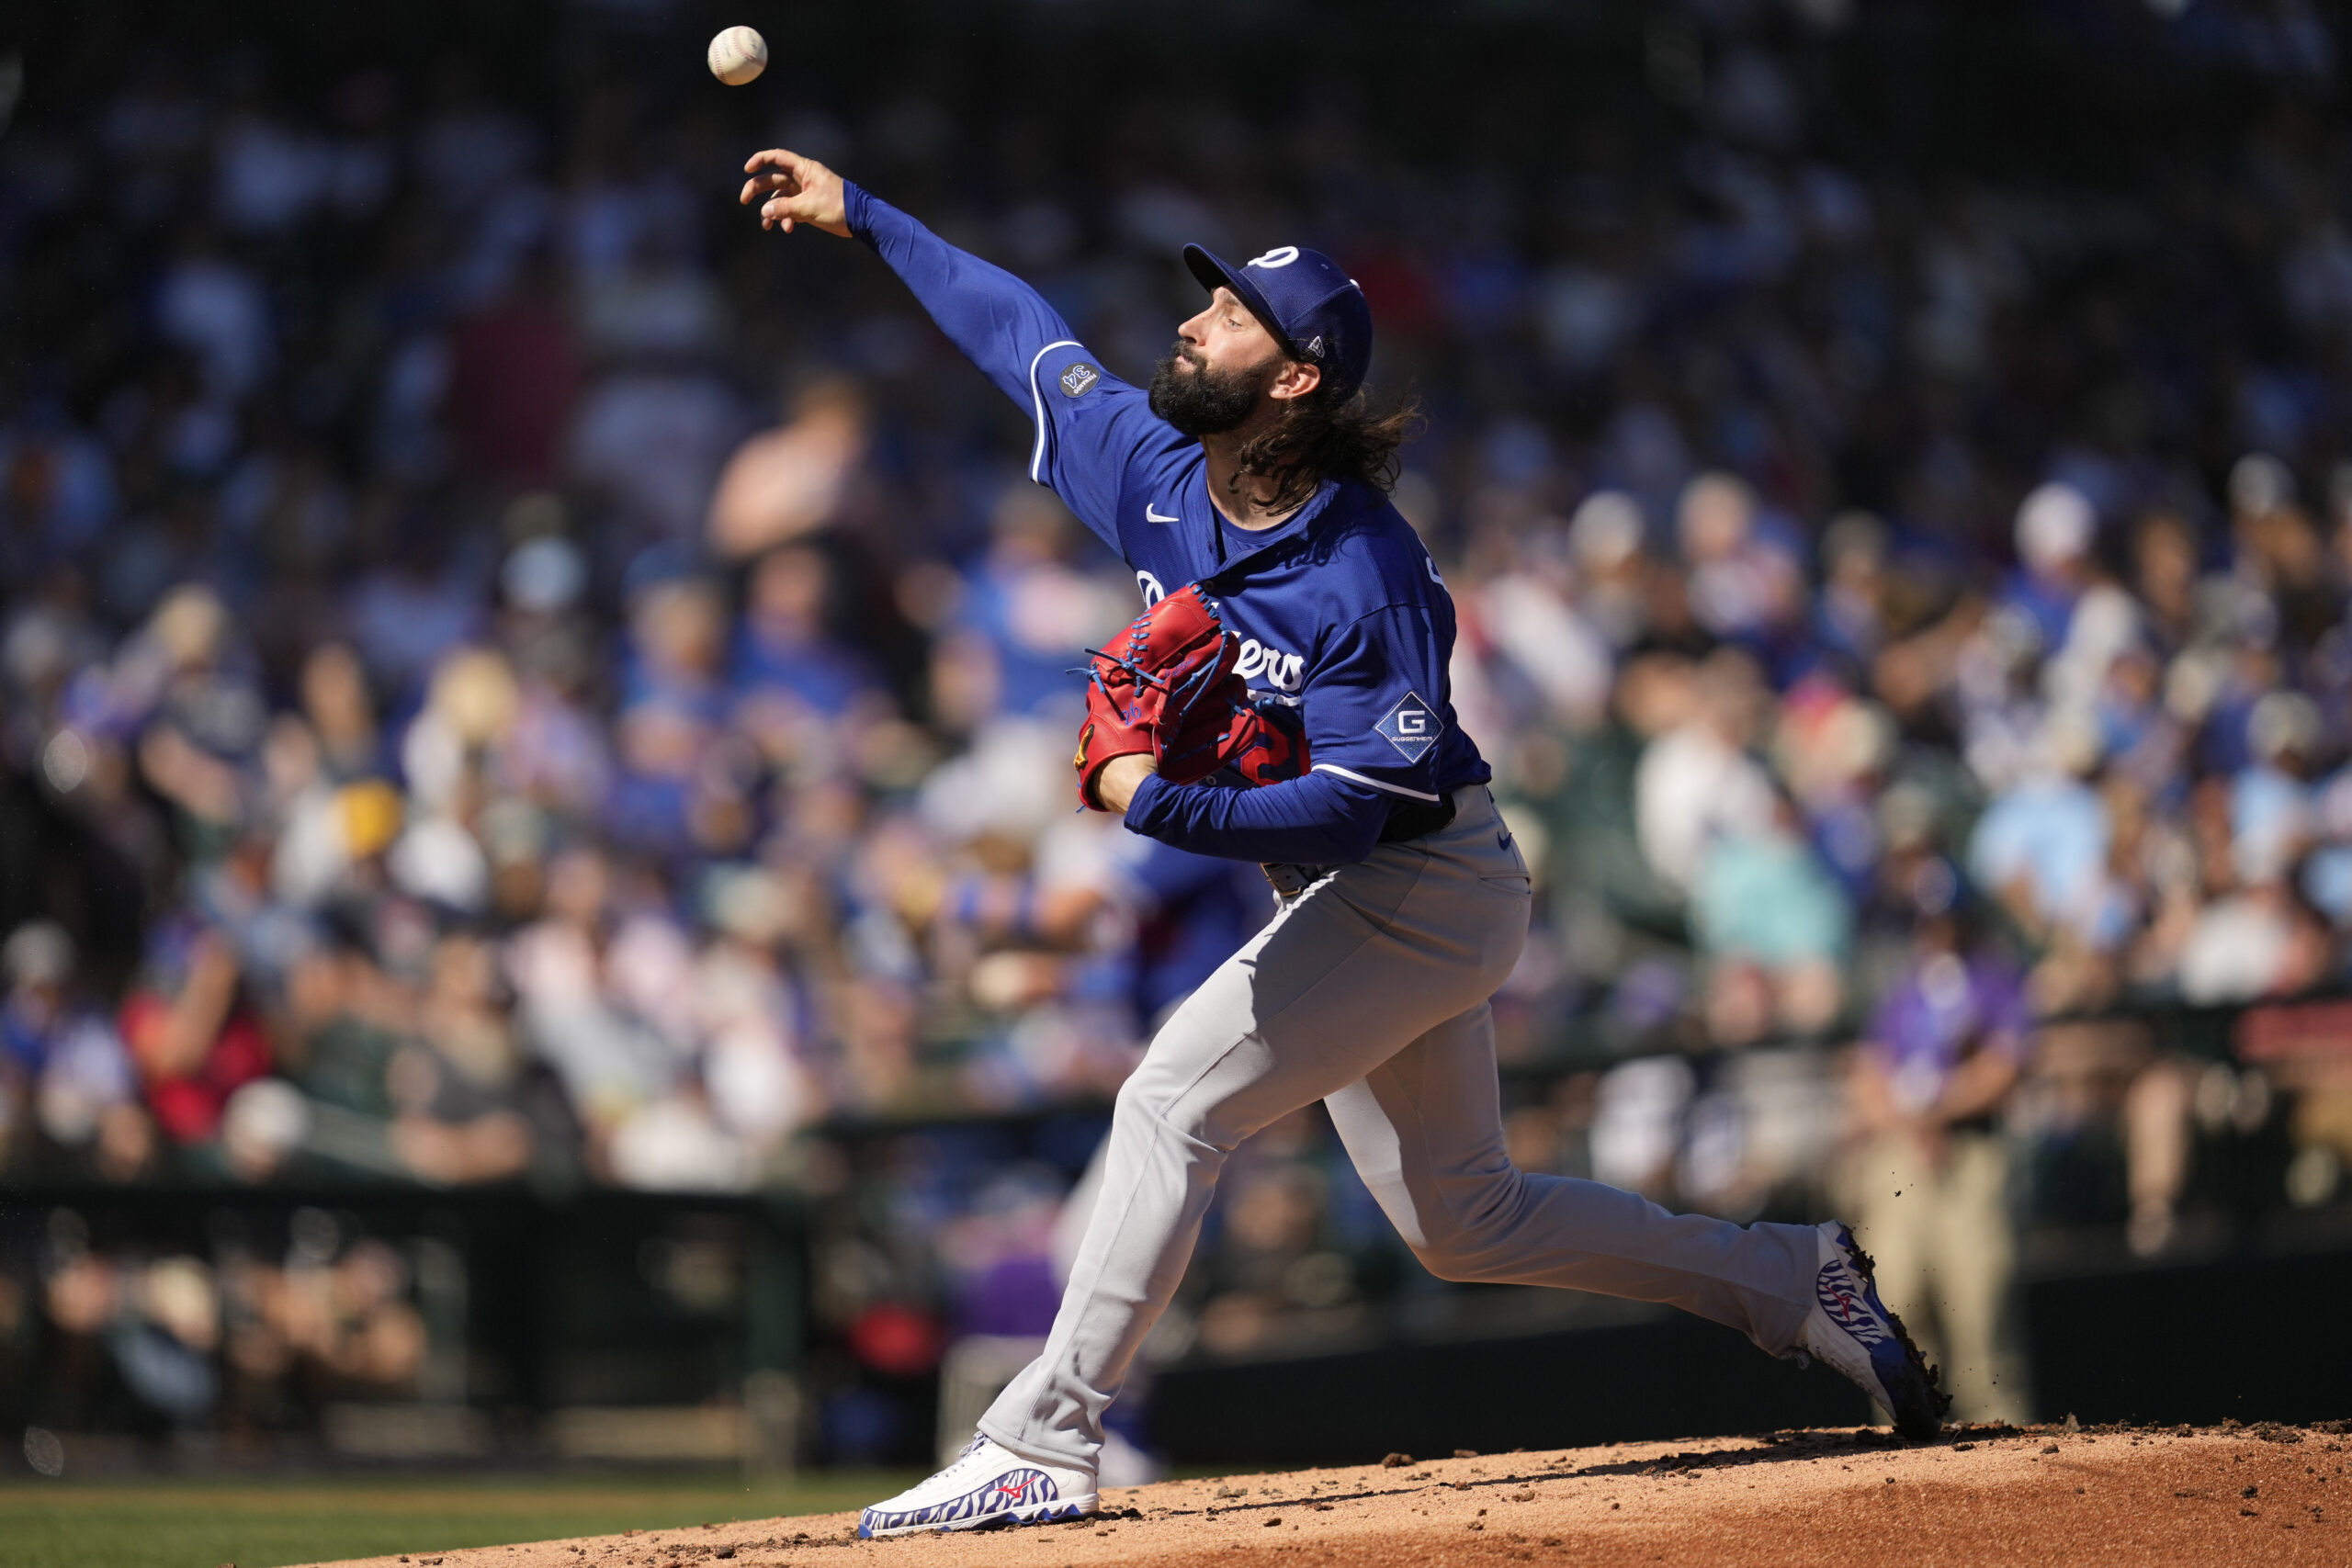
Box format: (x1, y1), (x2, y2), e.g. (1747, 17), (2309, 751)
(1111, 1073), (1170, 1134)
(1112, 1068), (1222, 1151)
(1406, 1172), (1535, 1283)
(1411, 1229), (1532, 1283)
(1408, 1235), (1485, 1283)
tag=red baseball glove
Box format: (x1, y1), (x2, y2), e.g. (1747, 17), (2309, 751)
(1073, 586), (1311, 809)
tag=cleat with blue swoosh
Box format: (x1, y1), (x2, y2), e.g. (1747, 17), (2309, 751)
(1789, 1221), (1950, 1441)
(857, 1434), (1098, 1539)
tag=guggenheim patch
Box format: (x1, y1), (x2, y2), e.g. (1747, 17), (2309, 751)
(1376, 692), (1442, 763)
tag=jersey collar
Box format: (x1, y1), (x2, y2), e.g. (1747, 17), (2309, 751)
(1205, 477), (1341, 573)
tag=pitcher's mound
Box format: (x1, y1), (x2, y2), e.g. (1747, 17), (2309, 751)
(301, 1422), (2347, 1568)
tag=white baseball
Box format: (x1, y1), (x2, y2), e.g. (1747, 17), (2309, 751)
(707, 26), (768, 86)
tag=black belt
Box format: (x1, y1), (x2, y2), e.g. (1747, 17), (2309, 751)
(1378, 791), (1456, 844)
(1262, 792), (1456, 898)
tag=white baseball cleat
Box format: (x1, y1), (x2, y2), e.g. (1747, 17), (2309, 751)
(1788, 1220), (1950, 1441)
(856, 1433), (1098, 1539)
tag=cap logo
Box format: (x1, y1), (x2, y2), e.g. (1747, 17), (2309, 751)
(1247, 246), (1300, 269)
(1304, 335), (1324, 357)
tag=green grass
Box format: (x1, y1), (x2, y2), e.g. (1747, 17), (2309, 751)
(0, 1468), (920, 1568)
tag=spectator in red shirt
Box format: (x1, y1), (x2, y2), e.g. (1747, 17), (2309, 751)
(119, 924), (270, 1148)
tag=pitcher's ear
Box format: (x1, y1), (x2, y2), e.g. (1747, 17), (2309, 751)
(1270, 359), (1323, 402)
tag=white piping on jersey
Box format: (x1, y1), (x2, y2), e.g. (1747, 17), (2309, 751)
(1026, 339), (1084, 482)
(1313, 763), (1444, 803)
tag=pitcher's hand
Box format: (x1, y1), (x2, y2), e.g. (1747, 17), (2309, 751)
(740, 149), (850, 236)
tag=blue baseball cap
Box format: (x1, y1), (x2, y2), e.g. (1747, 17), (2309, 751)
(1182, 243), (1374, 401)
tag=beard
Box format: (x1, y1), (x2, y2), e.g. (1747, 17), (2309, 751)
(1148, 342), (1269, 435)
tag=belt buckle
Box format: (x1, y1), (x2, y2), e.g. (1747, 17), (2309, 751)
(1261, 863), (1326, 898)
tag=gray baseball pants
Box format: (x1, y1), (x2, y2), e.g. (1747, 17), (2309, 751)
(979, 786), (1822, 1471)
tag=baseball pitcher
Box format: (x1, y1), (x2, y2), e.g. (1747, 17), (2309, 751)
(740, 149), (1946, 1540)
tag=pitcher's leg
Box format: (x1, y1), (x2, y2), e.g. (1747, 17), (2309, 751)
(977, 1035), (1232, 1470)
(979, 848), (1519, 1469)
(1327, 1001), (1816, 1352)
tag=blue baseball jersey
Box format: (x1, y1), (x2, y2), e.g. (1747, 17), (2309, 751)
(848, 184), (1490, 864)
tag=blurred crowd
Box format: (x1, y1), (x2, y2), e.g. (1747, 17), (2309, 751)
(8, 0), (2352, 1436)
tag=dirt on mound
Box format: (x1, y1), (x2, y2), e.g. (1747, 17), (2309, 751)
(300, 1422), (2350, 1568)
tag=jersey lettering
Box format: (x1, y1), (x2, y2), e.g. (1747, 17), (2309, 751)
(1235, 637), (1305, 693)
(1135, 570), (1165, 606)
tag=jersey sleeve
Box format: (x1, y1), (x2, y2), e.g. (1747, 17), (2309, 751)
(1123, 768), (1391, 865)
(1024, 345), (1173, 545)
(845, 182), (1168, 551)
(1299, 605), (1456, 806)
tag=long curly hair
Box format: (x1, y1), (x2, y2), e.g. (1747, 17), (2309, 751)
(1224, 383), (1424, 516)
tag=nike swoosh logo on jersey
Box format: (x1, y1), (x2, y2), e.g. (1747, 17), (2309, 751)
(1146, 504), (1179, 523)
